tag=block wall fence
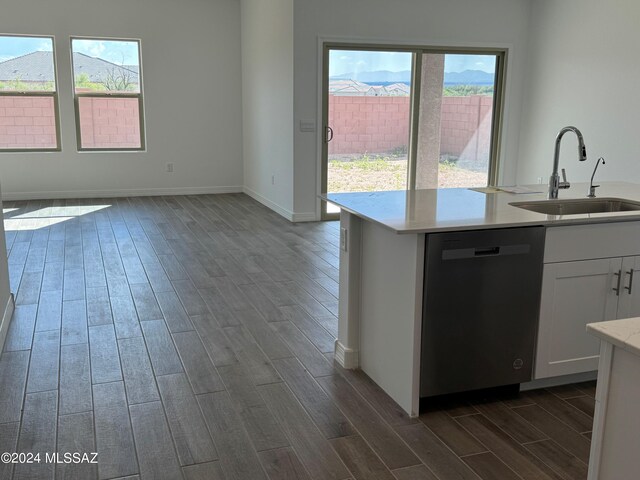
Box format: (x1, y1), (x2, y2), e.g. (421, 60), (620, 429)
(78, 97), (141, 149)
(0, 96), (58, 149)
(328, 94), (493, 157)
(2, 93), (490, 153)
(0, 95), (140, 149)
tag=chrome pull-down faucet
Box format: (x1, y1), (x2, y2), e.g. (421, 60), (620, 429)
(549, 126), (587, 199)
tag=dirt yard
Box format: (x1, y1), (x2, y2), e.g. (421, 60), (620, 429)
(328, 157), (487, 192)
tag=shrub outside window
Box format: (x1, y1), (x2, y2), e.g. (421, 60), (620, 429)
(0, 35), (61, 151)
(71, 38), (145, 151)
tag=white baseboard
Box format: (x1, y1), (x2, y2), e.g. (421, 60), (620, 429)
(1, 186), (244, 201)
(291, 212), (319, 222)
(334, 340), (359, 369)
(521, 370), (598, 391)
(0, 294), (15, 353)
(242, 186), (293, 221)
(243, 186), (317, 223)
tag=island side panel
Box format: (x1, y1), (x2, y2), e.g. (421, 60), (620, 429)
(592, 346), (640, 479)
(359, 220), (424, 417)
(588, 341), (613, 480)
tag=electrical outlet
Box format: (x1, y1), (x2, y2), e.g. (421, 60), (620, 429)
(166, 163), (174, 173)
(537, 176), (543, 184)
(340, 227), (348, 252)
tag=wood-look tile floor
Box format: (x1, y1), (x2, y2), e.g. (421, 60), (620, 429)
(0, 194), (595, 480)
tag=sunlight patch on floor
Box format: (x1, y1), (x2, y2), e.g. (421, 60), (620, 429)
(4, 216), (77, 231)
(3, 204), (111, 231)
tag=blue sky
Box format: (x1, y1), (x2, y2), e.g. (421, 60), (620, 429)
(0, 36), (52, 62)
(329, 50), (496, 76)
(0, 36), (139, 66)
(72, 39), (139, 66)
(444, 54), (496, 73)
(330, 51), (413, 76)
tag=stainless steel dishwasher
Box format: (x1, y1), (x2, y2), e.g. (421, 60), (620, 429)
(421, 226), (545, 398)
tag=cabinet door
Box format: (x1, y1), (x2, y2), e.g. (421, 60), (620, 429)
(616, 256), (640, 319)
(535, 258), (621, 379)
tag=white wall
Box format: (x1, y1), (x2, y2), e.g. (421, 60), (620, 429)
(293, 0), (533, 219)
(0, 0), (243, 199)
(517, 0), (640, 185)
(241, 0), (295, 218)
(0, 182), (12, 350)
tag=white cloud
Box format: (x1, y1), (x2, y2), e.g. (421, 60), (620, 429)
(37, 40), (53, 52)
(75, 40), (106, 58)
(88, 42), (106, 57)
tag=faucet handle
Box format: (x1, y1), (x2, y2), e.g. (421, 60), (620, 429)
(559, 168), (570, 189)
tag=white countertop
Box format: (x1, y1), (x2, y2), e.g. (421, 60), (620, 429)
(587, 317), (640, 358)
(322, 182), (640, 234)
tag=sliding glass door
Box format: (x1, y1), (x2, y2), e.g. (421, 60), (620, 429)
(323, 49), (414, 215)
(321, 45), (505, 220)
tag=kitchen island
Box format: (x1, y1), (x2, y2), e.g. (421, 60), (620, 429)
(324, 182), (640, 416)
(587, 317), (640, 479)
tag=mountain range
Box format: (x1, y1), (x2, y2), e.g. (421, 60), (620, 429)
(330, 69), (494, 86)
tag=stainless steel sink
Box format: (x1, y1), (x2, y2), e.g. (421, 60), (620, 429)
(509, 198), (640, 215)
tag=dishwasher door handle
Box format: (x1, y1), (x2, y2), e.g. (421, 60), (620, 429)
(442, 244), (530, 260)
(474, 247), (500, 257)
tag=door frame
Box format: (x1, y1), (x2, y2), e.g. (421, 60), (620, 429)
(320, 42), (507, 221)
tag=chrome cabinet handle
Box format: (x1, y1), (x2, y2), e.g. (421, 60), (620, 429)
(625, 269), (635, 294)
(613, 270), (622, 296)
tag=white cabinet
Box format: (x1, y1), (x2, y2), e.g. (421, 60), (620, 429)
(615, 256), (640, 319)
(536, 222), (640, 379)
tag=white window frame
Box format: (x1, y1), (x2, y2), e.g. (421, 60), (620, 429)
(71, 36), (146, 152)
(0, 34), (61, 153)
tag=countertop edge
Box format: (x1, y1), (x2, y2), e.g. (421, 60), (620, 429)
(327, 202), (640, 235)
(587, 318), (640, 358)
(322, 183), (640, 234)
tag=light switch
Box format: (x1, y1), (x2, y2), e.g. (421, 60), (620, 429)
(299, 120), (316, 132)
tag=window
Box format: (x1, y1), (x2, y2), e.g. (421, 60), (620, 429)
(0, 35), (60, 151)
(71, 38), (144, 151)
(413, 52), (502, 189)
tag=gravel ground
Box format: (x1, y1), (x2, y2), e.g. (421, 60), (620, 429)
(328, 158), (487, 192)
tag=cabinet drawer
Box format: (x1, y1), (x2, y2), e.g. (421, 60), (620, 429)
(545, 221), (640, 263)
